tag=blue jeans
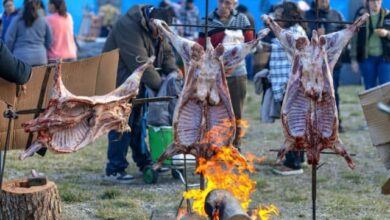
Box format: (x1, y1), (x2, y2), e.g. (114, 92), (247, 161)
(105, 100), (152, 175)
(360, 56), (390, 90)
(284, 151), (304, 169)
(245, 54), (253, 80)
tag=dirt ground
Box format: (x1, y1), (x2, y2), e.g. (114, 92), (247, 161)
(3, 85), (390, 220)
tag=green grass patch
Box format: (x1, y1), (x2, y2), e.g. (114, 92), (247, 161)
(59, 183), (92, 203)
(100, 188), (122, 200)
(340, 171), (363, 184)
(96, 199), (147, 220)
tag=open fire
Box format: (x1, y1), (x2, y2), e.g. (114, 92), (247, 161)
(180, 120), (279, 220)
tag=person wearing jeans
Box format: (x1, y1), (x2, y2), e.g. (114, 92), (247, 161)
(360, 56), (390, 89)
(351, 0), (390, 90)
(106, 93), (152, 177)
(102, 5), (178, 183)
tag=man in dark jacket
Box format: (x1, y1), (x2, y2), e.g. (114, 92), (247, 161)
(305, 0), (346, 132)
(351, 0), (390, 90)
(0, 39), (31, 84)
(102, 5), (178, 182)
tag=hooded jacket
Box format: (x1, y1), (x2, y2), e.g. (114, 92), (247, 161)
(103, 5), (177, 90)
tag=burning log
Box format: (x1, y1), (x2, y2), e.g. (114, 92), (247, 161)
(204, 189), (250, 220)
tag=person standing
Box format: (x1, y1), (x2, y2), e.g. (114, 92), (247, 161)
(351, 0), (390, 89)
(269, 2), (307, 176)
(305, 0), (346, 132)
(46, 0), (77, 61)
(178, 0), (200, 39)
(5, 0), (52, 66)
(197, 0), (254, 151)
(1, 0), (19, 40)
(102, 5), (178, 182)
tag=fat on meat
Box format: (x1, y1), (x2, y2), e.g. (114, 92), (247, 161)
(262, 13), (369, 169)
(19, 57), (155, 160)
(152, 19), (269, 167)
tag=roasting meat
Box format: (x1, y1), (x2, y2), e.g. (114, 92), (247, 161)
(152, 19), (269, 166)
(262, 13), (369, 169)
(19, 57), (155, 160)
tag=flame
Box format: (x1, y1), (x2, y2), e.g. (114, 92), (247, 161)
(251, 205), (280, 220)
(181, 119), (278, 220)
(202, 119), (235, 146)
(183, 146), (256, 215)
(176, 208), (187, 220)
(236, 119), (249, 139)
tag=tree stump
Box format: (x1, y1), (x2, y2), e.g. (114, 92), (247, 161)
(0, 178), (61, 220)
(205, 189), (250, 220)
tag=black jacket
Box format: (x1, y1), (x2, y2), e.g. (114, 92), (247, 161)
(0, 39), (31, 84)
(351, 8), (390, 62)
(305, 5), (346, 69)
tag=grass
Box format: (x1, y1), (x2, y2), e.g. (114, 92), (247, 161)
(3, 84), (390, 219)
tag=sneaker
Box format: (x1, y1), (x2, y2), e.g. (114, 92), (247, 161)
(104, 171), (134, 183)
(272, 165), (303, 176)
(157, 167), (170, 173)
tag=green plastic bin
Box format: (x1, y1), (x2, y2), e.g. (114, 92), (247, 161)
(148, 126), (173, 165)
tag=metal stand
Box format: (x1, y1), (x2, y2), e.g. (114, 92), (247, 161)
(312, 164), (317, 220)
(0, 105), (18, 189)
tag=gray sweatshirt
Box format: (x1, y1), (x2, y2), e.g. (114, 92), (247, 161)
(5, 15), (52, 66)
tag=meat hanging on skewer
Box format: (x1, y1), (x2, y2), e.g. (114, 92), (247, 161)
(152, 19), (269, 167)
(20, 57), (155, 160)
(261, 13), (369, 169)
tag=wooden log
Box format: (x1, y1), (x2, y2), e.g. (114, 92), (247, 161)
(0, 178), (61, 220)
(204, 189), (250, 220)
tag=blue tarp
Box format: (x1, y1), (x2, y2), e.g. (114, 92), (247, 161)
(1, 1), (390, 34)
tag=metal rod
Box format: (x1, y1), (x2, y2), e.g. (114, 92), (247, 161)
(204, 0), (209, 50)
(184, 154), (191, 213)
(132, 96), (176, 105)
(312, 164), (317, 220)
(14, 96), (177, 116)
(316, 0), (319, 30)
(170, 23), (255, 30)
(269, 149), (357, 157)
(273, 18), (353, 25)
(0, 109), (14, 189)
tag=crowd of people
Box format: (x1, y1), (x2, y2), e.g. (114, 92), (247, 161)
(0, 0), (76, 66)
(1, 0), (389, 180)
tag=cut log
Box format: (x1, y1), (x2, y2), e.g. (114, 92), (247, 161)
(382, 178), (390, 195)
(0, 178), (61, 220)
(204, 189), (250, 220)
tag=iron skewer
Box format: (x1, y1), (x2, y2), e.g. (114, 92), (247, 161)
(269, 149), (357, 157)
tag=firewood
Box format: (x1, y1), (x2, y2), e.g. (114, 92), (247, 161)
(204, 189), (250, 220)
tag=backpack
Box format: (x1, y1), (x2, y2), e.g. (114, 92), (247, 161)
(146, 71), (183, 126)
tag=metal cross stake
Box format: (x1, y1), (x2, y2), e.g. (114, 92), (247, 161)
(0, 104), (18, 189)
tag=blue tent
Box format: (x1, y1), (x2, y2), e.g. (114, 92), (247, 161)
(1, 1), (390, 34)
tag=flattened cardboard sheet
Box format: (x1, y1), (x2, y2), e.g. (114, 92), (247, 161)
(359, 82), (390, 169)
(0, 49), (119, 150)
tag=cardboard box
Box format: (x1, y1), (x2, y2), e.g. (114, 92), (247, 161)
(359, 82), (390, 169)
(0, 49), (119, 150)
